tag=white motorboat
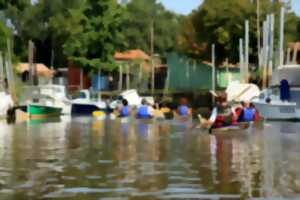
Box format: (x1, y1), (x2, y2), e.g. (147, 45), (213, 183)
(71, 90), (108, 116)
(252, 65), (300, 120)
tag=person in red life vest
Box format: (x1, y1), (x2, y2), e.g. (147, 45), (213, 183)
(176, 98), (192, 117)
(207, 93), (237, 128)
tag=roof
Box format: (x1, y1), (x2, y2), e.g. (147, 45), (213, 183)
(16, 63), (54, 78)
(114, 49), (150, 61)
(289, 42), (300, 51)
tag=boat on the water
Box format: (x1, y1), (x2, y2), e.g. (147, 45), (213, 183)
(17, 103), (62, 120)
(109, 89), (154, 109)
(22, 84), (71, 114)
(197, 114), (249, 134)
(252, 65), (300, 120)
(71, 90), (108, 116)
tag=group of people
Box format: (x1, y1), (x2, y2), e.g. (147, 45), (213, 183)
(115, 94), (260, 128)
(202, 93), (260, 128)
(116, 97), (192, 119)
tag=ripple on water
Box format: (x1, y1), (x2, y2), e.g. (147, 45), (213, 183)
(43, 187), (137, 198)
(158, 193), (241, 199)
(98, 160), (114, 164)
(85, 175), (101, 180)
(168, 176), (200, 182)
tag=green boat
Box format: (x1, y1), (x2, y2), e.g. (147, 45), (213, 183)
(28, 104), (62, 119)
(17, 104), (62, 120)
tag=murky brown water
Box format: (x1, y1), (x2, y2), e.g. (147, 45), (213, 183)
(0, 117), (299, 200)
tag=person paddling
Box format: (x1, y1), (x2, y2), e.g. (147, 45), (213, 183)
(118, 99), (131, 118)
(237, 101), (260, 122)
(136, 99), (153, 119)
(177, 98), (192, 117)
(201, 93), (237, 128)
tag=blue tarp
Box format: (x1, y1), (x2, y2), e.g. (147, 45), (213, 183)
(92, 75), (108, 91)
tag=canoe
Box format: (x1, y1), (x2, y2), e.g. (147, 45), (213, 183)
(209, 123), (249, 134)
(197, 114), (249, 134)
(17, 104), (62, 121)
(136, 118), (155, 124)
(174, 113), (192, 123)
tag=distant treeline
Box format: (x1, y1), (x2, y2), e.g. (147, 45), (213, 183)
(0, 0), (298, 71)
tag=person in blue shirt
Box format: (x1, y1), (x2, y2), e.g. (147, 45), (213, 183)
(177, 98), (191, 117)
(118, 99), (131, 118)
(238, 101), (255, 122)
(136, 99), (153, 119)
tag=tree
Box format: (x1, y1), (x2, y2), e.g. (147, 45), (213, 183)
(177, 0), (300, 63)
(123, 0), (182, 55)
(63, 0), (126, 72)
(5, 0), (83, 66)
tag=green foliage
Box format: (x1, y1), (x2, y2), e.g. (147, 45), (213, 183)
(123, 0), (182, 55)
(63, 0), (125, 72)
(177, 0), (299, 63)
(0, 20), (11, 51)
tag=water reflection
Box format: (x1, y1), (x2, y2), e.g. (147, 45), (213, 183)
(0, 118), (299, 199)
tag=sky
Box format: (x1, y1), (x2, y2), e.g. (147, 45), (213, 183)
(161, 0), (300, 16)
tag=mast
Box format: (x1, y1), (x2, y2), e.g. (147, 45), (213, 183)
(212, 44), (216, 104)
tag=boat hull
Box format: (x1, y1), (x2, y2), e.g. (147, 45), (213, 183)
(27, 104), (62, 119)
(16, 104), (62, 121)
(253, 101), (300, 120)
(71, 103), (107, 116)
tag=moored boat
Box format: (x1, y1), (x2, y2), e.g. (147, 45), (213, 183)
(16, 104), (62, 121)
(252, 65), (300, 120)
(197, 114), (250, 134)
(71, 90), (108, 116)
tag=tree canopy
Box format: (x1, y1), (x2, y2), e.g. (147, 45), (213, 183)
(0, 0), (299, 72)
(123, 0), (183, 55)
(63, 0), (125, 72)
(177, 0), (299, 63)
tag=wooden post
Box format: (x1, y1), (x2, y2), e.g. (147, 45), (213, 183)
(151, 56), (155, 94)
(138, 62), (143, 90)
(0, 52), (4, 89)
(292, 43), (298, 64)
(163, 64), (170, 97)
(6, 39), (17, 102)
(225, 58), (230, 85)
(267, 14), (275, 85)
(150, 18), (155, 95)
(126, 63), (130, 90)
(150, 19), (154, 57)
(262, 20), (268, 89)
(50, 49), (54, 84)
(80, 68), (83, 90)
(286, 48), (291, 64)
(212, 44), (216, 104)
(118, 64), (123, 91)
(97, 69), (101, 99)
(257, 0), (261, 71)
(245, 20), (249, 83)
(28, 40), (34, 85)
(239, 38), (244, 83)
(279, 7), (285, 67)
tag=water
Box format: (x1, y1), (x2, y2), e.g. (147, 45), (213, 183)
(0, 117), (299, 200)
